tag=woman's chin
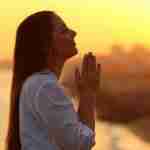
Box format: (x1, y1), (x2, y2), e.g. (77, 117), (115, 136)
(68, 48), (78, 58)
(72, 47), (78, 56)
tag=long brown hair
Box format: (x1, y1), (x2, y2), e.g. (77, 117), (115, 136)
(5, 10), (55, 150)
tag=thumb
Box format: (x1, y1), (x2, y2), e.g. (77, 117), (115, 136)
(75, 67), (81, 82)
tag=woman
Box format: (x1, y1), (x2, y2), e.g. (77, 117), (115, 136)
(5, 10), (100, 150)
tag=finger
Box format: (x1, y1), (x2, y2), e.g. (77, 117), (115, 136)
(97, 63), (101, 73)
(75, 67), (81, 82)
(75, 68), (82, 91)
(96, 63), (101, 82)
(86, 53), (96, 80)
(81, 54), (88, 77)
(87, 53), (96, 73)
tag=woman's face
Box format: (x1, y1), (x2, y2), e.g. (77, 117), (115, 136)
(51, 13), (78, 60)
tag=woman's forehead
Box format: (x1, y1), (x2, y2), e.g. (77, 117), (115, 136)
(52, 14), (66, 28)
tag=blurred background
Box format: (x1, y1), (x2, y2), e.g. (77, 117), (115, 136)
(1, 0), (150, 149)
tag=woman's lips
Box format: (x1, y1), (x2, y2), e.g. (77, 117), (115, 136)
(68, 40), (76, 46)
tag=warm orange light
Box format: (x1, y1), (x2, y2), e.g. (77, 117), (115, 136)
(1, 0), (150, 59)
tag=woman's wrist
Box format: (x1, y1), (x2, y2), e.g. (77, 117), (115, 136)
(77, 93), (96, 131)
(78, 92), (96, 106)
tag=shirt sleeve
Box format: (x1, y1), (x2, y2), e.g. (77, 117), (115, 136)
(33, 81), (95, 150)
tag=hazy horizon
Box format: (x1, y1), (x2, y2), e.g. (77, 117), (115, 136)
(2, 0), (150, 59)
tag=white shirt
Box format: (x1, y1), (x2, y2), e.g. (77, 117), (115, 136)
(19, 70), (95, 150)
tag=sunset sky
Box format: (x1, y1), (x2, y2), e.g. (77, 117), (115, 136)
(1, 0), (150, 60)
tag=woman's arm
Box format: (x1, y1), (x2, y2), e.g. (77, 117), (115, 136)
(34, 81), (95, 150)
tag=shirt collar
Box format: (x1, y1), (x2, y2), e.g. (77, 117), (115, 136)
(39, 69), (58, 82)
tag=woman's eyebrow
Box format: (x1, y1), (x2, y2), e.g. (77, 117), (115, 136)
(62, 24), (67, 28)
(61, 22), (68, 27)
(56, 23), (68, 31)
(57, 23), (66, 28)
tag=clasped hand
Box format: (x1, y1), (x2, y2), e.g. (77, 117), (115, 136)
(75, 52), (101, 97)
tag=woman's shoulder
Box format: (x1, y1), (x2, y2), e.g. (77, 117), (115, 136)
(21, 71), (57, 95)
(21, 71), (74, 107)
(35, 80), (73, 107)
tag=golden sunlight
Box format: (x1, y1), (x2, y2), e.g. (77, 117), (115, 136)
(1, 0), (150, 59)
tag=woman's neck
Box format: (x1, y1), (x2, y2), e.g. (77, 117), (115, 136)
(47, 58), (65, 79)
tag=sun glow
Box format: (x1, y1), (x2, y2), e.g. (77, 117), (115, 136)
(1, 0), (150, 59)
